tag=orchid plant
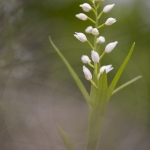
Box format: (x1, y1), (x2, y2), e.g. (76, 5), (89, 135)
(49, 0), (142, 150)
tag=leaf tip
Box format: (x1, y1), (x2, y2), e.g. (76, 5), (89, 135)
(48, 36), (52, 42)
(56, 124), (62, 133)
(56, 123), (60, 129)
(138, 75), (143, 79)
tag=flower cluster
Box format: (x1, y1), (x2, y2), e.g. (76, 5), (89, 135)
(50, 1), (139, 149)
(74, 0), (118, 87)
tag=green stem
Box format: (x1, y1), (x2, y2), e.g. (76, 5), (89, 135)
(90, 0), (99, 99)
(93, 3), (99, 83)
(89, 0), (93, 3)
(98, 11), (103, 19)
(88, 17), (96, 24)
(88, 62), (94, 68)
(97, 23), (105, 29)
(90, 80), (98, 89)
(92, 8), (96, 15)
(87, 3), (101, 150)
(93, 63), (99, 85)
(94, 4), (98, 52)
(100, 51), (106, 59)
(87, 40), (94, 49)
(96, 2), (101, 9)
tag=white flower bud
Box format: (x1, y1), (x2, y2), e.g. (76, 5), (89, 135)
(97, 36), (105, 44)
(76, 13), (88, 21)
(100, 65), (113, 74)
(74, 32), (87, 42)
(83, 66), (92, 80)
(81, 55), (91, 64)
(103, 4), (115, 13)
(91, 50), (100, 63)
(85, 26), (93, 33)
(92, 28), (99, 35)
(80, 3), (92, 12)
(105, 41), (118, 53)
(105, 18), (116, 26)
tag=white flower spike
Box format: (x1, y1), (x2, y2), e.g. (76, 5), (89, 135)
(83, 66), (92, 80)
(100, 65), (114, 74)
(85, 26), (93, 33)
(76, 13), (88, 21)
(91, 50), (100, 63)
(103, 4), (115, 13)
(97, 36), (105, 44)
(74, 32), (87, 42)
(80, 3), (92, 12)
(105, 18), (116, 26)
(92, 28), (99, 35)
(105, 41), (118, 53)
(81, 55), (91, 64)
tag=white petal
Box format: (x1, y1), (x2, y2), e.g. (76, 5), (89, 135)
(91, 50), (100, 63)
(85, 26), (93, 33)
(80, 3), (92, 12)
(92, 28), (99, 35)
(97, 36), (105, 44)
(100, 65), (113, 73)
(83, 66), (92, 80)
(103, 4), (115, 13)
(105, 18), (116, 26)
(74, 32), (87, 42)
(76, 13), (88, 20)
(105, 41), (118, 53)
(81, 55), (91, 64)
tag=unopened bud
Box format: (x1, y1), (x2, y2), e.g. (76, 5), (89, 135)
(91, 50), (100, 63)
(76, 13), (88, 21)
(97, 36), (105, 44)
(92, 28), (99, 35)
(81, 55), (91, 64)
(103, 4), (115, 13)
(105, 41), (118, 53)
(105, 18), (116, 26)
(80, 3), (92, 12)
(85, 26), (93, 33)
(83, 66), (92, 80)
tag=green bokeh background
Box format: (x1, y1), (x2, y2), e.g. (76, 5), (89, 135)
(0, 0), (150, 150)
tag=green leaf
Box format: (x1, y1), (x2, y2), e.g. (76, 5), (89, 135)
(107, 42), (135, 101)
(57, 124), (78, 150)
(112, 75), (142, 95)
(49, 37), (91, 106)
(86, 71), (108, 150)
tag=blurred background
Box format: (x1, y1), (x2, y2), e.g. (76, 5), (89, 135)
(0, 0), (150, 150)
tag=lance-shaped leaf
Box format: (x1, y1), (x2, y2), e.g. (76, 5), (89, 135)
(49, 37), (91, 106)
(112, 75), (142, 95)
(57, 124), (78, 150)
(86, 71), (108, 150)
(107, 42), (135, 101)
